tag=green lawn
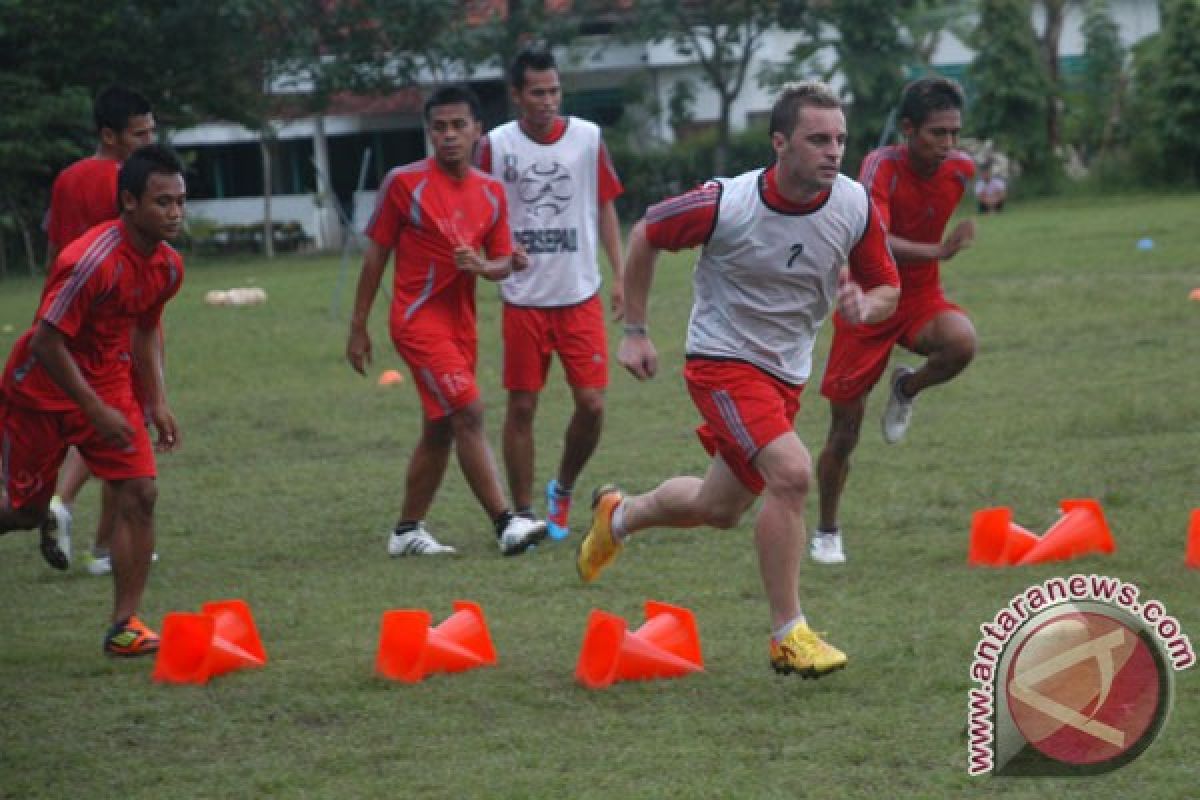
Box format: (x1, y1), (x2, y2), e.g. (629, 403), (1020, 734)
(1, 193), (1198, 798)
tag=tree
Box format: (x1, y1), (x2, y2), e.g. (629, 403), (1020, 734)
(1155, 0), (1200, 184)
(1070, 0), (1124, 163)
(628, 0), (795, 175)
(1036, 0), (1069, 153)
(968, 0), (1051, 183)
(768, 0), (912, 172)
(0, 0), (270, 270)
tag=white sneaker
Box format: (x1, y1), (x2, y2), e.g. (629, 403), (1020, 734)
(84, 550), (159, 576)
(39, 497), (72, 570)
(882, 365), (916, 444)
(388, 525), (456, 556)
(809, 531), (847, 565)
(498, 515), (548, 556)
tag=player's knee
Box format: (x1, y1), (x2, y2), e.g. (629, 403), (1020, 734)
(763, 461), (811, 501)
(450, 404), (486, 435)
(946, 332), (977, 371)
(117, 479), (158, 521)
(506, 393), (538, 426)
(826, 423), (860, 457)
(575, 391), (605, 422)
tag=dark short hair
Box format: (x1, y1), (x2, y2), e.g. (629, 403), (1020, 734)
(94, 85), (152, 134)
(510, 47), (557, 89)
(769, 81), (841, 138)
(423, 85), (482, 122)
(118, 144), (184, 203)
(898, 77), (965, 128)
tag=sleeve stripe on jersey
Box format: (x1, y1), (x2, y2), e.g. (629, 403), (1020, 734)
(645, 184), (720, 224)
(483, 184), (499, 228)
(409, 178), (428, 227)
(858, 148), (889, 192)
(44, 226), (122, 324)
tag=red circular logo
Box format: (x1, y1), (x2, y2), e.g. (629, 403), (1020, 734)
(1006, 610), (1163, 766)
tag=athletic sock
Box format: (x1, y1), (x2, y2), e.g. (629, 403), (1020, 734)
(815, 527), (840, 537)
(394, 520), (420, 536)
(515, 506), (536, 520)
(611, 500), (628, 543)
(772, 614), (807, 643)
(553, 482), (573, 498)
(493, 510), (514, 538)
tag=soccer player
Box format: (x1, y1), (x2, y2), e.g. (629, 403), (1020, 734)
(477, 47), (625, 540)
(812, 77), (977, 565)
(576, 82), (899, 678)
(0, 144), (185, 656)
(346, 85), (548, 558)
(41, 85), (157, 573)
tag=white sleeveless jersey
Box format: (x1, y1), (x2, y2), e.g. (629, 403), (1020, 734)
(687, 170), (870, 385)
(486, 118), (601, 307)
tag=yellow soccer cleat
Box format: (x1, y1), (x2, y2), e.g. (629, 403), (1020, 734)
(577, 485), (624, 583)
(769, 622), (848, 678)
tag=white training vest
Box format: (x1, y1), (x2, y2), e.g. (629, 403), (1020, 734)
(486, 118), (601, 307)
(687, 170), (870, 385)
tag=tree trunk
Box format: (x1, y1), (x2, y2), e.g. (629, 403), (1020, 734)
(715, 97), (732, 177)
(1098, 72), (1128, 159)
(1041, 0), (1066, 151)
(260, 135), (275, 259)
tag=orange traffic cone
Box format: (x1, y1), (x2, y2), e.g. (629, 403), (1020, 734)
(378, 369), (404, 386)
(201, 599), (268, 677)
(575, 600), (704, 690)
(1186, 509), (1200, 569)
(968, 507), (1039, 566)
(153, 613), (218, 684)
(999, 524), (1041, 565)
(152, 599), (267, 685)
(1017, 499), (1115, 565)
(375, 600), (496, 683)
(968, 507), (1040, 566)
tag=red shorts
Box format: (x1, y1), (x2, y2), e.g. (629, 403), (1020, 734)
(392, 318), (479, 421)
(1, 394), (155, 511)
(821, 291), (964, 403)
(684, 358), (804, 494)
(502, 295), (609, 391)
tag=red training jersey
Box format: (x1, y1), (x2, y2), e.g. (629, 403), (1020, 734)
(366, 158), (512, 333)
(43, 157), (121, 250)
(858, 144), (975, 294)
(3, 220), (184, 411)
(477, 117), (623, 205)
(644, 165), (897, 292)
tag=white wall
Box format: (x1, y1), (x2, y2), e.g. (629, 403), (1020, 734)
(186, 195), (332, 248)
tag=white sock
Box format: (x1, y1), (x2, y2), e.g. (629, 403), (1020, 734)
(611, 500), (628, 542)
(772, 614), (807, 642)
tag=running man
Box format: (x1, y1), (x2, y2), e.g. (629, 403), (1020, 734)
(346, 85), (548, 557)
(41, 85), (157, 573)
(1, 144), (186, 656)
(812, 77), (977, 565)
(577, 82), (899, 678)
(477, 47), (625, 540)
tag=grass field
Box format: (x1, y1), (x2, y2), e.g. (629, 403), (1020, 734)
(1, 193), (1198, 798)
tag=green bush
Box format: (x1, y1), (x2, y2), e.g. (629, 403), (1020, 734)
(610, 125), (774, 222)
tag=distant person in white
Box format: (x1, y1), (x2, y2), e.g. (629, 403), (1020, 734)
(975, 163), (1007, 213)
(477, 47), (626, 542)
